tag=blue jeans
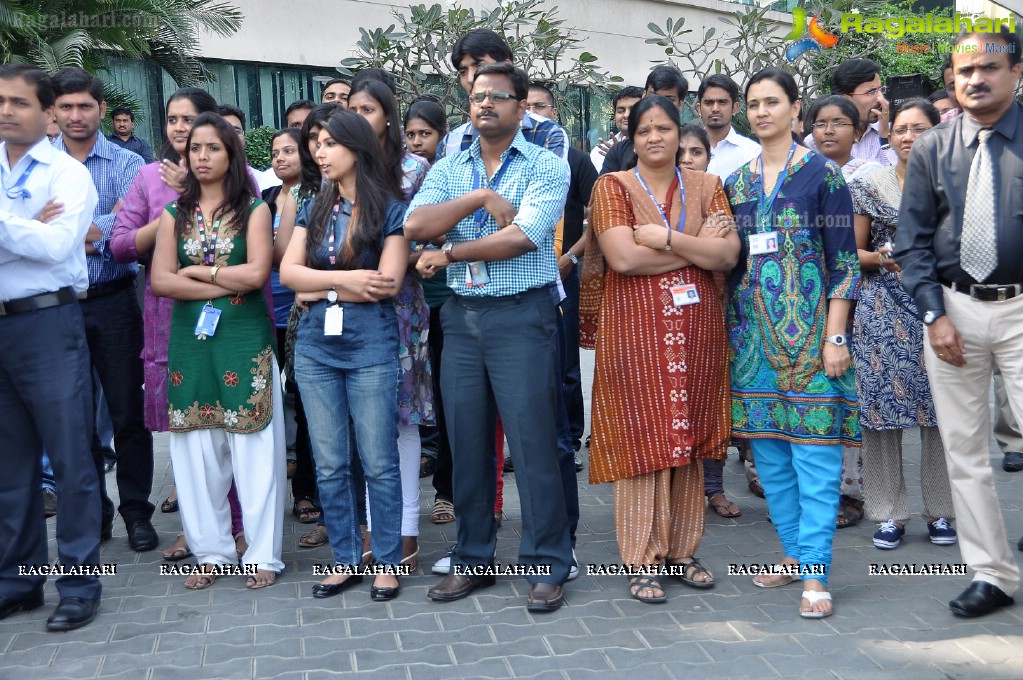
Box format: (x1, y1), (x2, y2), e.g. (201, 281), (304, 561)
(751, 438), (842, 586)
(296, 355), (402, 566)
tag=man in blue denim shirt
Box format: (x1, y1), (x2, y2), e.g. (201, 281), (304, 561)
(52, 68), (155, 553)
(408, 62), (571, 612)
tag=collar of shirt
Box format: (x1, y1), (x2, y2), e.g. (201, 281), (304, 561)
(53, 133), (117, 163)
(960, 100), (1020, 147)
(717, 126), (750, 150)
(460, 111), (542, 144)
(0, 136), (57, 176)
(459, 130), (529, 170)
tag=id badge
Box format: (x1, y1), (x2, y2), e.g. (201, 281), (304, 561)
(194, 303), (221, 337)
(324, 305), (344, 336)
(670, 283), (700, 307)
(465, 260), (490, 287)
(749, 230), (779, 255)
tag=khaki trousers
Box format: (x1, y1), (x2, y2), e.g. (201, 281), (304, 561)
(924, 288), (1023, 594)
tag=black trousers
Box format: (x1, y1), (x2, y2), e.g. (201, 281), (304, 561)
(80, 284), (154, 526)
(427, 304), (454, 502)
(441, 288), (571, 584)
(0, 302), (102, 600)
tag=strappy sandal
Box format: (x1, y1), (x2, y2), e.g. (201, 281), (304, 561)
(668, 557), (715, 590)
(628, 575), (667, 604)
(800, 589), (833, 618)
(431, 498), (455, 524)
(298, 524), (328, 549)
(292, 497), (322, 524)
(160, 496), (178, 513)
(184, 564), (219, 590)
(419, 455), (436, 478)
(707, 492), (741, 518)
(836, 496), (864, 529)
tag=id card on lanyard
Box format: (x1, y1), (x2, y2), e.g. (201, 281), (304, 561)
(465, 151), (516, 287)
(752, 141), (797, 256)
(634, 167), (696, 307)
(2, 158), (39, 200)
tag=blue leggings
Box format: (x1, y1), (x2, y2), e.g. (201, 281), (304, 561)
(751, 438), (842, 587)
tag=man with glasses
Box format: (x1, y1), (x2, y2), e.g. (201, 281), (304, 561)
(407, 62), (572, 612)
(805, 59), (895, 166)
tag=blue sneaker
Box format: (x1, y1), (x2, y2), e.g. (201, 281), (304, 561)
(928, 518), (958, 545)
(873, 520), (905, 549)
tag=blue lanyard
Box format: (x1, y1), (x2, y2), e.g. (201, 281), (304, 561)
(633, 167), (685, 232)
(3, 159), (39, 199)
(471, 150), (516, 238)
(756, 142), (797, 232)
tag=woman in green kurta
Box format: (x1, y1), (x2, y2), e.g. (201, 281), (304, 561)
(152, 112), (285, 591)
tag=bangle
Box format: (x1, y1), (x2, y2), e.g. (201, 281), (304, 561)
(210, 265), (220, 284)
(664, 228), (672, 251)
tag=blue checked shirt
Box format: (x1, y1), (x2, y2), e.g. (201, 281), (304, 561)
(439, 110), (569, 161)
(406, 131), (569, 297)
(53, 134), (144, 284)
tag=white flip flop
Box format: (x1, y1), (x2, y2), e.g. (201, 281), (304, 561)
(800, 590), (833, 618)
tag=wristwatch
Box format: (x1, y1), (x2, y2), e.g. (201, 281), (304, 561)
(824, 334), (847, 347)
(442, 241), (456, 263)
(327, 288), (338, 304)
(923, 310), (944, 326)
(565, 252), (579, 265)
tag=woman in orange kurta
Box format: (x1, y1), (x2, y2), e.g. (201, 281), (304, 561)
(580, 95), (739, 603)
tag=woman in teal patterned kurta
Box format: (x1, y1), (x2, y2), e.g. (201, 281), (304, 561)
(724, 70), (861, 619)
(151, 113), (285, 591)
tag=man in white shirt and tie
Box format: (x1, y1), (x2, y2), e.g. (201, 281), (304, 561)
(697, 74), (761, 180)
(0, 63), (101, 631)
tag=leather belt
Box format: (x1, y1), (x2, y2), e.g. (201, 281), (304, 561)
(941, 280), (1023, 302)
(0, 287), (78, 317)
(77, 275), (135, 301)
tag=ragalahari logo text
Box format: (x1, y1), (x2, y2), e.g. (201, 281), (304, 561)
(785, 8), (840, 62)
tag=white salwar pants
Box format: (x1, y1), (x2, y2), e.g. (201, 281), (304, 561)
(169, 358), (286, 573)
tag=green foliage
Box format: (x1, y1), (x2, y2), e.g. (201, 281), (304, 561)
(338, 0), (622, 115)
(0, 0), (243, 86)
(245, 125), (276, 171)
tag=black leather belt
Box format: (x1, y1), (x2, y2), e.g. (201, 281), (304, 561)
(0, 287), (78, 317)
(941, 280), (1023, 302)
(77, 275), (135, 301)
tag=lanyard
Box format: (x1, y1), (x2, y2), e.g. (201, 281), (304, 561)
(756, 141), (797, 232)
(633, 167), (685, 232)
(327, 195), (342, 266)
(195, 205), (223, 265)
(471, 150), (516, 238)
(3, 158), (39, 199)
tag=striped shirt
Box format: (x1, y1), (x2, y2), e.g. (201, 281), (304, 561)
(54, 134), (143, 284)
(406, 131), (569, 297)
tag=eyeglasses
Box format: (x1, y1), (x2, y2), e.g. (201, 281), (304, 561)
(470, 91), (519, 104)
(526, 103), (552, 111)
(850, 86), (888, 97)
(810, 121), (854, 130)
(891, 125), (931, 136)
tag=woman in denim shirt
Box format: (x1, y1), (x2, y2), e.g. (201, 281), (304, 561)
(280, 110), (408, 602)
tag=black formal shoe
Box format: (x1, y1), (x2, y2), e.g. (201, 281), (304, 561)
(527, 582), (564, 612)
(949, 581), (1014, 617)
(1003, 452), (1023, 472)
(0, 590), (44, 620)
(45, 596), (99, 631)
(427, 573), (496, 602)
(126, 518), (158, 552)
(311, 575), (363, 599)
(370, 579), (400, 602)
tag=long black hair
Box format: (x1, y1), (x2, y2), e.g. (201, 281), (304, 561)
(306, 110), (402, 269)
(272, 127), (319, 196)
(625, 95), (683, 169)
(174, 112), (255, 237)
(161, 87), (218, 164)
(348, 79), (404, 198)
(297, 103), (341, 201)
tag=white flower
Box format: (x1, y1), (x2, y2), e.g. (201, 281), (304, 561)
(251, 374), (268, 391)
(223, 409), (239, 426)
(195, 332), (208, 340)
(216, 237), (234, 254)
(171, 410), (186, 427)
(184, 239), (201, 257)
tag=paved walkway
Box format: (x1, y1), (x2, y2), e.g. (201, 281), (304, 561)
(4, 350), (1023, 679)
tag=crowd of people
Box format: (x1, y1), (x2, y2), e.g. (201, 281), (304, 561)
(3, 23), (1023, 631)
